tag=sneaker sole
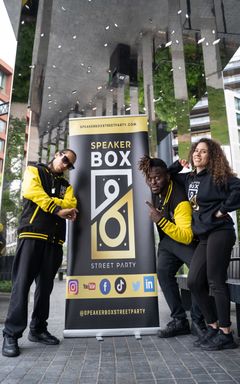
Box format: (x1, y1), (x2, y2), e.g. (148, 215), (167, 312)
(2, 349), (20, 357)
(201, 342), (238, 351)
(28, 335), (59, 345)
(158, 330), (191, 338)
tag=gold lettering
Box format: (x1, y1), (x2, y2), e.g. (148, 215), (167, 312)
(90, 141), (132, 150)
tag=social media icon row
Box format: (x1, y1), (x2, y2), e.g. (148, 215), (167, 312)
(68, 276), (155, 295)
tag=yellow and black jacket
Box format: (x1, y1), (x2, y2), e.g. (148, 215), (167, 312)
(18, 164), (77, 244)
(153, 179), (193, 245)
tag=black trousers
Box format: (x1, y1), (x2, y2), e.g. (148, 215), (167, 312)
(187, 229), (236, 328)
(157, 236), (203, 323)
(3, 238), (63, 338)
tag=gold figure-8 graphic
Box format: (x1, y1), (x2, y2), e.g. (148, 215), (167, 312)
(91, 169), (135, 259)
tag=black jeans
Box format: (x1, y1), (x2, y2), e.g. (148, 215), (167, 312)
(187, 229), (236, 328)
(157, 236), (203, 323)
(3, 238), (63, 338)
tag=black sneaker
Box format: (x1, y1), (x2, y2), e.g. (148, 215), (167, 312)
(194, 325), (218, 347)
(191, 320), (207, 337)
(201, 329), (238, 351)
(28, 330), (60, 345)
(158, 318), (190, 338)
(2, 335), (20, 357)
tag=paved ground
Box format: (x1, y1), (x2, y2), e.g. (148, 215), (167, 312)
(1, 280), (240, 384)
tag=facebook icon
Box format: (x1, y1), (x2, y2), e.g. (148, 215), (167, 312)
(99, 279), (111, 295)
(143, 276), (155, 292)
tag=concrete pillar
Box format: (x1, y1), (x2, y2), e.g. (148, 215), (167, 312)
(200, 1), (222, 89)
(168, 0), (190, 158)
(142, 32), (155, 122)
(130, 86), (139, 115)
(106, 89), (113, 116)
(168, 0), (188, 100)
(117, 85), (125, 115)
(85, 109), (92, 117)
(199, 0), (229, 143)
(49, 127), (58, 158)
(26, 124), (40, 163)
(96, 99), (103, 117)
(157, 132), (173, 167)
(41, 132), (49, 163)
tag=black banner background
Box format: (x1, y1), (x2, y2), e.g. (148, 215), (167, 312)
(64, 116), (159, 334)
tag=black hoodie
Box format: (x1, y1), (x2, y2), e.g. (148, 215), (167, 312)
(170, 162), (240, 236)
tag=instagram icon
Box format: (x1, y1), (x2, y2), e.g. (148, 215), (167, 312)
(68, 279), (79, 295)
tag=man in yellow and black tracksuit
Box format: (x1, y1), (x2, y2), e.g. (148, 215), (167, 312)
(2, 149), (78, 357)
(139, 155), (205, 338)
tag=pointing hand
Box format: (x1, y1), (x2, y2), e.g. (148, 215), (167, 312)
(145, 201), (164, 223)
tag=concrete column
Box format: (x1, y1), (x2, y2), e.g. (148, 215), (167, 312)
(64, 119), (69, 147)
(58, 138), (65, 152)
(168, 0), (190, 158)
(26, 124), (40, 163)
(85, 109), (92, 117)
(130, 86), (139, 115)
(200, 1), (222, 89)
(168, 0), (188, 100)
(117, 85), (125, 115)
(41, 133), (49, 163)
(157, 131), (173, 167)
(199, 0), (229, 143)
(96, 99), (103, 117)
(49, 127), (58, 158)
(142, 32), (155, 122)
(106, 89), (113, 116)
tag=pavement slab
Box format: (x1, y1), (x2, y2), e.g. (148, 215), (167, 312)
(0, 280), (240, 384)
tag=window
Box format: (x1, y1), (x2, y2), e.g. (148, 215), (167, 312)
(0, 119), (6, 133)
(0, 70), (5, 90)
(236, 113), (240, 127)
(0, 139), (4, 152)
(235, 97), (240, 111)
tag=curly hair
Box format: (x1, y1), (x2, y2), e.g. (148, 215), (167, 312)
(189, 138), (235, 185)
(138, 155), (167, 179)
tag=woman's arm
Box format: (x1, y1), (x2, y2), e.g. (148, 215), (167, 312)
(168, 160), (188, 186)
(219, 176), (240, 214)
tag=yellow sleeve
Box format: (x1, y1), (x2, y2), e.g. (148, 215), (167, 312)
(157, 201), (193, 244)
(22, 166), (60, 213)
(52, 185), (77, 209)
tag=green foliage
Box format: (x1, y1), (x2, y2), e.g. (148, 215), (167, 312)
(207, 86), (229, 144)
(237, 210), (240, 241)
(184, 42), (206, 101)
(138, 42), (206, 131)
(1, 117), (26, 232)
(0, 280), (12, 292)
(12, 22), (35, 102)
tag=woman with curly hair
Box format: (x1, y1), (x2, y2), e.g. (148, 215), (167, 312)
(138, 155), (205, 338)
(174, 138), (240, 350)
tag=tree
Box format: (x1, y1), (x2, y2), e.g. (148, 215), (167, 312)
(1, 117), (26, 235)
(12, 22), (35, 102)
(138, 42), (206, 130)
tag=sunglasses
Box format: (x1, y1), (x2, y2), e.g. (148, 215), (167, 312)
(60, 153), (75, 170)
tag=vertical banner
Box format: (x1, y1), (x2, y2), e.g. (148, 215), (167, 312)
(64, 115), (159, 337)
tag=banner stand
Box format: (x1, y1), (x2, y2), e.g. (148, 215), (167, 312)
(65, 115), (160, 337)
(63, 327), (160, 339)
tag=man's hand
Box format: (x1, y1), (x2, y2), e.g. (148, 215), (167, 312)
(145, 201), (164, 223)
(56, 208), (78, 221)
